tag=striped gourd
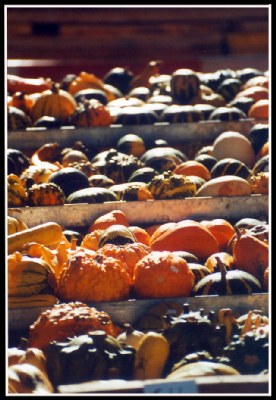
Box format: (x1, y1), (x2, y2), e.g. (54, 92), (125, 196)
(147, 171), (197, 200)
(170, 69), (200, 104)
(211, 158), (252, 180)
(8, 294), (58, 309)
(8, 253), (56, 297)
(159, 105), (203, 123)
(216, 78), (241, 102)
(209, 106), (247, 121)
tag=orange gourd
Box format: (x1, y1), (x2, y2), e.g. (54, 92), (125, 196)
(232, 228), (269, 283)
(248, 99), (269, 120)
(88, 210), (129, 233)
(133, 251), (195, 299)
(150, 220), (220, 261)
(128, 226), (151, 246)
(200, 219), (235, 251)
(173, 160), (211, 181)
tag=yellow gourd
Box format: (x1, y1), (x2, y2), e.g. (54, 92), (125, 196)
(134, 331), (170, 380)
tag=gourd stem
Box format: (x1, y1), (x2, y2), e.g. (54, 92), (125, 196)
(215, 257), (227, 283)
(234, 226), (242, 239)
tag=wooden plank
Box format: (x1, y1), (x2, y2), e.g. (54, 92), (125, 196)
(57, 374), (269, 394)
(7, 195), (268, 229)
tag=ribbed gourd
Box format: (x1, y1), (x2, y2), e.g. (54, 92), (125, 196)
(170, 69), (200, 104)
(27, 182), (66, 206)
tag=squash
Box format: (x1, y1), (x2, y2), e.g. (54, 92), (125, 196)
(116, 134), (146, 158)
(7, 74), (52, 95)
(193, 103), (216, 120)
(236, 67), (264, 84)
(103, 66), (134, 95)
(27, 182), (66, 206)
(8, 222), (63, 254)
(74, 88), (108, 105)
(33, 115), (62, 129)
(147, 170), (197, 200)
(160, 104), (202, 123)
(8, 106), (32, 130)
(71, 99), (113, 127)
(212, 131), (256, 168)
(66, 186), (119, 204)
(193, 258), (262, 296)
(7, 216), (28, 235)
(210, 158), (252, 180)
(173, 160), (211, 181)
(200, 219), (235, 252)
(252, 155), (269, 175)
(8, 252), (56, 296)
(249, 172), (269, 194)
(208, 106), (247, 121)
(216, 78), (241, 102)
(8, 174), (28, 207)
(89, 174), (115, 188)
(56, 252), (131, 303)
(248, 123), (269, 154)
(128, 86), (151, 102)
(188, 263), (211, 285)
(248, 99), (269, 120)
(133, 251), (195, 299)
(8, 363), (54, 394)
(194, 154), (218, 172)
(110, 182), (153, 201)
(150, 220), (220, 260)
(88, 210), (129, 233)
(117, 324), (145, 350)
(115, 105), (159, 125)
(30, 83), (77, 124)
(98, 224), (136, 248)
(196, 175), (252, 197)
(134, 332), (170, 380)
(48, 167), (89, 197)
(170, 68), (200, 104)
(128, 167), (158, 183)
(236, 86), (269, 102)
(166, 361), (239, 380)
(8, 91), (37, 116)
(7, 148), (30, 176)
(229, 96), (255, 115)
(140, 146), (187, 172)
(45, 330), (135, 386)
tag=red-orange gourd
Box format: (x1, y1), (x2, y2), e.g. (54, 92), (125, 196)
(200, 219), (236, 251)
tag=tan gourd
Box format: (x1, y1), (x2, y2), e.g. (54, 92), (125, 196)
(134, 331), (170, 380)
(117, 324), (145, 351)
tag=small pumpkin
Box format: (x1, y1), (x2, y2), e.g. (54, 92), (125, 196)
(236, 86), (269, 102)
(159, 104), (202, 123)
(249, 172), (269, 194)
(56, 253), (131, 302)
(74, 88), (108, 105)
(216, 78), (241, 102)
(7, 216), (28, 235)
(188, 263), (211, 285)
(140, 146), (187, 172)
(133, 251), (195, 299)
(200, 219), (235, 251)
(248, 99), (269, 120)
(173, 160), (211, 181)
(30, 83), (77, 124)
(88, 210), (129, 233)
(208, 106), (247, 121)
(248, 123), (269, 154)
(98, 224), (136, 248)
(128, 167), (158, 183)
(8, 91), (37, 116)
(66, 187), (119, 204)
(48, 167), (90, 197)
(228, 96), (255, 115)
(103, 66), (134, 95)
(8, 174), (28, 207)
(196, 175), (252, 197)
(109, 182), (154, 201)
(115, 105), (159, 125)
(236, 67), (264, 84)
(7, 148), (30, 176)
(194, 154), (218, 172)
(204, 252), (234, 273)
(252, 155), (269, 175)
(61, 149), (88, 167)
(117, 324), (145, 350)
(116, 134), (146, 158)
(98, 241), (151, 278)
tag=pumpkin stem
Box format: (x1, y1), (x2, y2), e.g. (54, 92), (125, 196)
(215, 256), (227, 283)
(51, 82), (60, 94)
(70, 238), (77, 251)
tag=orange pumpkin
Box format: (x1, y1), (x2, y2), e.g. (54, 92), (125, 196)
(56, 253), (131, 302)
(133, 251), (195, 299)
(150, 220), (220, 261)
(128, 226), (152, 246)
(173, 160), (211, 181)
(145, 224), (162, 238)
(88, 210), (129, 233)
(81, 229), (104, 251)
(200, 219), (235, 251)
(248, 99), (269, 120)
(98, 242), (151, 278)
(8, 91), (39, 116)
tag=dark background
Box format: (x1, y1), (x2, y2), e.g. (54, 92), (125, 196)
(6, 6), (269, 81)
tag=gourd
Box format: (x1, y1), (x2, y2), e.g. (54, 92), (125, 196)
(45, 331), (136, 386)
(7, 216), (28, 235)
(236, 67), (264, 84)
(98, 224), (136, 248)
(248, 99), (269, 120)
(8, 222), (63, 254)
(134, 331), (170, 380)
(249, 172), (269, 194)
(147, 170), (197, 200)
(116, 134), (146, 158)
(252, 155), (269, 175)
(208, 106), (247, 121)
(216, 78), (241, 102)
(66, 187), (119, 204)
(110, 182), (153, 201)
(117, 324), (146, 350)
(166, 361), (240, 380)
(8, 106), (32, 130)
(173, 160), (211, 181)
(248, 123), (269, 154)
(27, 182), (66, 206)
(8, 174), (28, 207)
(150, 220), (220, 260)
(71, 99), (113, 127)
(210, 158), (252, 181)
(30, 83), (77, 124)
(8, 252), (56, 296)
(170, 68), (200, 104)
(193, 258), (262, 296)
(128, 167), (158, 183)
(7, 74), (52, 95)
(74, 88), (108, 105)
(103, 66), (135, 95)
(48, 167), (89, 197)
(8, 363), (54, 394)
(229, 96), (255, 115)
(159, 104), (202, 123)
(88, 210), (129, 233)
(196, 175), (252, 197)
(115, 105), (159, 125)
(8, 294), (59, 309)
(188, 263), (211, 285)
(33, 115), (62, 129)
(140, 146), (187, 172)
(133, 251), (195, 299)
(56, 253), (131, 302)
(7, 148), (30, 176)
